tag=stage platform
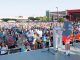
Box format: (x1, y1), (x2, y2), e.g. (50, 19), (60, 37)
(0, 48), (80, 60)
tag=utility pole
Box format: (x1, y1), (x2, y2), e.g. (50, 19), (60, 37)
(56, 7), (59, 20)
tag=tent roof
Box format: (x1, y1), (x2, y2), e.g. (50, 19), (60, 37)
(0, 20), (3, 22)
(7, 20), (16, 23)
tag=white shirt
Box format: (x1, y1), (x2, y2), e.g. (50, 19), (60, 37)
(33, 39), (36, 44)
(1, 46), (8, 54)
(37, 30), (42, 37)
(39, 30), (42, 37)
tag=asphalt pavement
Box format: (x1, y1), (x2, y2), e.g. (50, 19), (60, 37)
(0, 46), (80, 60)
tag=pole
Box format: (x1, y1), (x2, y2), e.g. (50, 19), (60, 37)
(56, 7), (59, 20)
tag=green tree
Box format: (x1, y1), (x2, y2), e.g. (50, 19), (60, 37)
(46, 17), (52, 21)
(58, 18), (64, 22)
(28, 17), (35, 20)
(1, 18), (16, 22)
(35, 17), (40, 20)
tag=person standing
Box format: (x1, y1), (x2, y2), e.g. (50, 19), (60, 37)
(53, 22), (63, 51)
(53, 22), (59, 51)
(62, 20), (72, 56)
(57, 22), (63, 49)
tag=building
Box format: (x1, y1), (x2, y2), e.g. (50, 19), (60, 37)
(46, 10), (66, 20)
(46, 10), (50, 18)
(50, 11), (66, 20)
(66, 9), (80, 22)
(46, 9), (80, 22)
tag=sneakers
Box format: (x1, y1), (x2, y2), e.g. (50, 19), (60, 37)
(64, 51), (70, 56)
(55, 48), (58, 52)
(67, 53), (70, 56)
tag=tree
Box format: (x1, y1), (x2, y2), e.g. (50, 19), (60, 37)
(28, 16), (52, 21)
(46, 17), (52, 21)
(1, 18), (16, 22)
(35, 17), (40, 20)
(39, 17), (43, 20)
(58, 18), (64, 22)
(28, 17), (35, 20)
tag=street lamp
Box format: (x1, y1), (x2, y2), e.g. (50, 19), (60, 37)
(56, 7), (59, 20)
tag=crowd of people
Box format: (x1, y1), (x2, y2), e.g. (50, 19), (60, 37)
(73, 23), (80, 40)
(0, 21), (80, 56)
(0, 22), (54, 55)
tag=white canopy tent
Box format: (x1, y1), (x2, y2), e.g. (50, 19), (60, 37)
(0, 20), (3, 23)
(7, 20), (16, 23)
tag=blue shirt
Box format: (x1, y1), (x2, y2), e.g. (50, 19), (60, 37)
(42, 36), (47, 41)
(0, 32), (3, 38)
(62, 21), (72, 36)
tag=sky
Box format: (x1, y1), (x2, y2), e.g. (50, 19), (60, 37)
(0, 0), (80, 18)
